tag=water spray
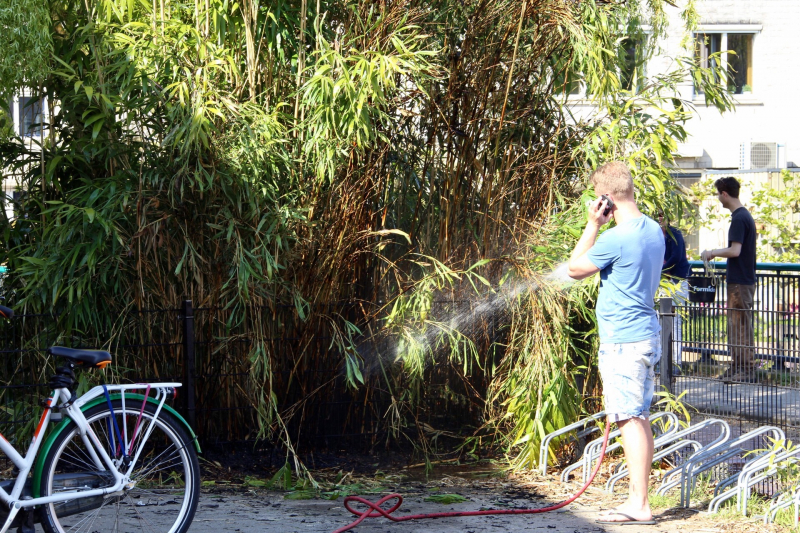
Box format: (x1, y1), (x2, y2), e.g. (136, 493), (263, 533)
(388, 261), (578, 365)
(328, 262), (608, 531)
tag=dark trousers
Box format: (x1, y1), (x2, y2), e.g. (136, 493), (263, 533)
(727, 283), (756, 371)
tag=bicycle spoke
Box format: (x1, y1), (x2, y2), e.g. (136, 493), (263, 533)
(61, 495), (114, 533)
(41, 403), (198, 533)
(130, 497), (167, 533)
(131, 447), (186, 482)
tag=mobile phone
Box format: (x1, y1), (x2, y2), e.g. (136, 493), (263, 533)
(600, 194), (614, 216)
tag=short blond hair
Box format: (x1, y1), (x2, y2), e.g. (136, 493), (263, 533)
(589, 161), (634, 199)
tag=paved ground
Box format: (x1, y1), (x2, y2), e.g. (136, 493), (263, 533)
(676, 375), (800, 427)
(187, 476), (790, 533)
(193, 491), (595, 532)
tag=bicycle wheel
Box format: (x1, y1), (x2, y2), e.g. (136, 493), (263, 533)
(38, 400), (200, 533)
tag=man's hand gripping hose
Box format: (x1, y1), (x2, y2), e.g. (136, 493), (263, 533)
(330, 419), (612, 532)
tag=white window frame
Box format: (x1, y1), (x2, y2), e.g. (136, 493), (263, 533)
(1, 182), (16, 222)
(693, 24), (762, 101)
(561, 31), (650, 103)
(11, 91), (48, 140)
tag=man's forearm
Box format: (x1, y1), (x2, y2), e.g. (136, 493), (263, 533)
(569, 222), (600, 266)
(706, 246), (740, 259)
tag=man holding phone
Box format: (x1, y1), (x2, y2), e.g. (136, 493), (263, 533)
(567, 161), (665, 525)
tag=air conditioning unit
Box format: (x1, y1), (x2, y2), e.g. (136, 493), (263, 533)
(740, 141), (787, 170)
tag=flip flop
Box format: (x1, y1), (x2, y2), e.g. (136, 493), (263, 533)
(595, 511), (656, 525)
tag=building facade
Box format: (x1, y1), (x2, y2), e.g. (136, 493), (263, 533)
(663, 0), (800, 170)
(561, 1), (800, 255)
(565, 0), (799, 172)
(2, 92), (47, 221)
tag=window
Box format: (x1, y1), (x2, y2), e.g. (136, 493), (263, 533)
(558, 34), (647, 97)
(620, 36), (647, 92)
(18, 97), (44, 137)
(727, 34), (753, 94)
(695, 33), (722, 71)
(694, 27), (758, 96)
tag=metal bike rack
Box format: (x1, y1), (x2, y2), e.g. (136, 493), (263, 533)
(538, 412), (605, 476)
(606, 439), (702, 494)
(654, 418), (731, 498)
(766, 487), (800, 525)
(671, 425), (785, 508)
(708, 444), (800, 515)
(606, 418), (730, 494)
(665, 448), (738, 497)
(560, 411), (679, 484)
(582, 411), (679, 484)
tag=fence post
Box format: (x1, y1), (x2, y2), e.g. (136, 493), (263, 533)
(181, 300), (196, 431)
(659, 297), (673, 393)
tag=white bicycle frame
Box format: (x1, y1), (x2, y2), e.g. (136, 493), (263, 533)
(0, 382), (181, 533)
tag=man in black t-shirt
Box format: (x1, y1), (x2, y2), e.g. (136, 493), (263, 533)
(701, 177), (758, 383)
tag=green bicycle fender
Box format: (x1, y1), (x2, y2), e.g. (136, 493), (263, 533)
(33, 393), (201, 498)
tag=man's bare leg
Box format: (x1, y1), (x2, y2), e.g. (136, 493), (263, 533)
(600, 416), (654, 522)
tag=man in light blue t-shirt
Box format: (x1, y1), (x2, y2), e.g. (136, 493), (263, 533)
(567, 161), (665, 526)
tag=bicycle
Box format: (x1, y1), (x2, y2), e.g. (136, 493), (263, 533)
(0, 304), (200, 533)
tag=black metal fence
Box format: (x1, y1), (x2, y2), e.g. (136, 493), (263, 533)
(0, 298), (501, 456)
(659, 261), (800, 443)
(0, 301), (377, 451)
(6, 260), (799, 459)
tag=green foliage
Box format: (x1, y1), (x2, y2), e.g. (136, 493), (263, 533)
(747, 437), (800, 486)
(692, 170), (800, 263)
(489, 195), (599, 470)
(0, 0), (735, 475)
(652, 388), (693, 429)
(0, 0), (53, 101)
(579, 47), (733, 224)
(424, 493), (468, 504)
(300, 13), (438, 182)
(267, 462), (295, 490)
(750, 170), (800, 263)
(0, 109), (13, 141)
(490, 0), (734, 469)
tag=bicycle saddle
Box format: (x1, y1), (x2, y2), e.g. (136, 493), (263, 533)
(47, 346), (112, 368)
(0, 305), (12, 318)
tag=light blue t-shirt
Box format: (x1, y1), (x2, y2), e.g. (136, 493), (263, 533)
(587, 215), (665, 344)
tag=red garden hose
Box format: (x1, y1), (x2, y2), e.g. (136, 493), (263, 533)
(330, 420), (612, 532)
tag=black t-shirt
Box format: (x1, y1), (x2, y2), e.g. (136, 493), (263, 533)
(727, 207), (757, 285)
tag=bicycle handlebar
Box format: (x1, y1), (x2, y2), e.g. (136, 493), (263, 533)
(0, 305), (13, 319)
